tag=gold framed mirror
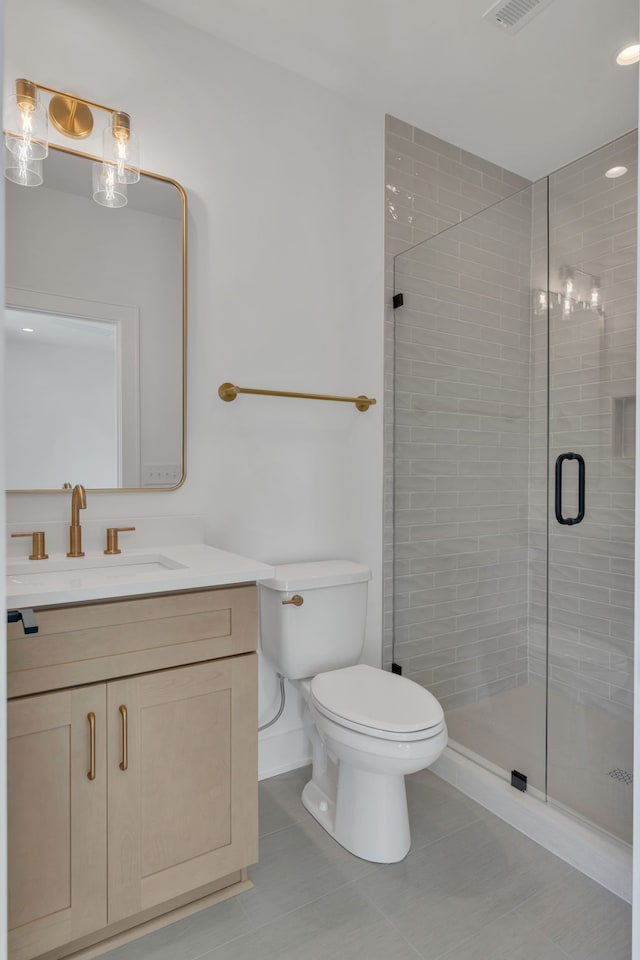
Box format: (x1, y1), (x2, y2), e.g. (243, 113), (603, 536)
(5, 143), (187, 493)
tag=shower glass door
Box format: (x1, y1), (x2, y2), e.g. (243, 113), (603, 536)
(392, 131), (636, 843)
(392, 181), (547, 795)
(546, 132), (636, 842)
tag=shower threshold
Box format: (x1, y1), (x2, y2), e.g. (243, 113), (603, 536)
(432, 740), (632, 903)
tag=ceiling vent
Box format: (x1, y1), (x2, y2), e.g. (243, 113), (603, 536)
(483, 0), (555, 34)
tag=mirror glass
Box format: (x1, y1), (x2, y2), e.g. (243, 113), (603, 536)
(5, 146), (186, 491)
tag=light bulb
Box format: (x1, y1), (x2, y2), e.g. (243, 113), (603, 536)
(93, 162), (128, 208)
(103, 112), (140, 184)
(4, 79), (48, 165)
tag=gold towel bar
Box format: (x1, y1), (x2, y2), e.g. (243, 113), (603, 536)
(218, 382), (376, 412)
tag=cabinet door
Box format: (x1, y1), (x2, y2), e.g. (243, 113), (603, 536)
(8, 685), (107, 960)
(107, 655), (257, 922)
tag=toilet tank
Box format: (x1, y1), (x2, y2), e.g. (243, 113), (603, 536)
(258, 560), (371, 679)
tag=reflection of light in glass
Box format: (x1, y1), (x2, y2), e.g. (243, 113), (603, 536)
(22, 327), (34, 333)
(616, 43), (640, 66)
(606, 166), (628, 178)
(92, 162), (128, 208)
(4, 146), (43, 186)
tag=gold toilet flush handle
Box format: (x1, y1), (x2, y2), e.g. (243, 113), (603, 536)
(282, 594), (304, 606)
(104, 527), (136, 555)
(11, 531), (48, 560)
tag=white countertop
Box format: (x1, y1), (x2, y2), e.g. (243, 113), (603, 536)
(6, 544), (275, 608)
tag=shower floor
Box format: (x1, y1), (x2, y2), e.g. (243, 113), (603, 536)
(446, 684), (633, 844)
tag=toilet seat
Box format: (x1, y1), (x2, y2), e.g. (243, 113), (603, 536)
(311, 664), (445, 742)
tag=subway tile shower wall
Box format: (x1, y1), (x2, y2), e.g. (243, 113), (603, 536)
(385, 116), (636, 719)
(384, 115), (531, 707)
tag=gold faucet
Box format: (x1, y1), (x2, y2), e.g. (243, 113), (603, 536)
(67, 484), (87, 557)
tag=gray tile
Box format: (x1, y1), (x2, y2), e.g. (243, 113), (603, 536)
(258, 766), (309, 837)
(437, 909), (570, 960)
(99, 897), (253, 960)
(404, 770), (489, 851)
(515, 871), (631, 959)
(208, 884), (422, 960)
(240, 807), (375, 927)
(360, 813), (573, 959)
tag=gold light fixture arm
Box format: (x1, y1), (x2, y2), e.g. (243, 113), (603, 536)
(21, 80), (131, 141)
(218, 382), (376, 412)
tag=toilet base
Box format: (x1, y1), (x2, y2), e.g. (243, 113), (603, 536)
(302, 764), (411, 863)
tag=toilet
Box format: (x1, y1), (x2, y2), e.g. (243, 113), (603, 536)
(259, 560), (447, 863)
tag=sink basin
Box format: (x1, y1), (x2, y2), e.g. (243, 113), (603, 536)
(7, 553), (187, 591)
(6, 543), (275, 608)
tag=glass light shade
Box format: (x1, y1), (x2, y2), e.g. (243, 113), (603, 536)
(4, 145), (43, 186)
(93, 162), (128, 208)
(4, 93), (48, 160)
(103, 122), (140, 184)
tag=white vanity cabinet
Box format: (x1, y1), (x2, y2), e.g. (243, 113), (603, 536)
(7, 585), (259, 960)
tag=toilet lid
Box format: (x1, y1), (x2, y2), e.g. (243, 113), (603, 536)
(311, 664), (444, 734)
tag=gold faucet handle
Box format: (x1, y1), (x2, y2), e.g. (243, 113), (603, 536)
(11, 531), (48, 560)
(104, 527), (136, 555)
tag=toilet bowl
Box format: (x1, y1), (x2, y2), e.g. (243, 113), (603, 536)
(297, 664), (446, 862)
(259, 561), (447, 863)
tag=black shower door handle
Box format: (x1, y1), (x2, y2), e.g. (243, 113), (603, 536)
(555, 453), (585, 525)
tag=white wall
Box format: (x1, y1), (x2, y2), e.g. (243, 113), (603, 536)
(4, 0), (385, 775)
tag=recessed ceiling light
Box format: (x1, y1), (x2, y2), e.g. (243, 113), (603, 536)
(605, 166), (628, 178)
(22, 327), (34, 333)
(616, 43), (640, 65)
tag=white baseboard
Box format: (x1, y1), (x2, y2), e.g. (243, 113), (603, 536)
(258, 725), (311, 781)
(433, 745), (632, 903)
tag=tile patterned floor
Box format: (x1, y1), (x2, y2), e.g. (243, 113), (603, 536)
(102, 767), (631, 960)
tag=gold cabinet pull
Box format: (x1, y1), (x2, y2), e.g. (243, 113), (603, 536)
(87, 712), (96, 781)
(282, 594), (304, 606)
(119, 705), (128, 771)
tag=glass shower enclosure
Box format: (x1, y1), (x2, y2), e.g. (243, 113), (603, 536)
(392, 131), (637, 844)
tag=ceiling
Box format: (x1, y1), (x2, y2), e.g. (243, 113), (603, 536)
(140, 0), (638, 179)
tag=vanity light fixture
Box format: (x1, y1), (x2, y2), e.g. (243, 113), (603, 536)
(616, 43), (640, 66)
(4, 79), (140, 205)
